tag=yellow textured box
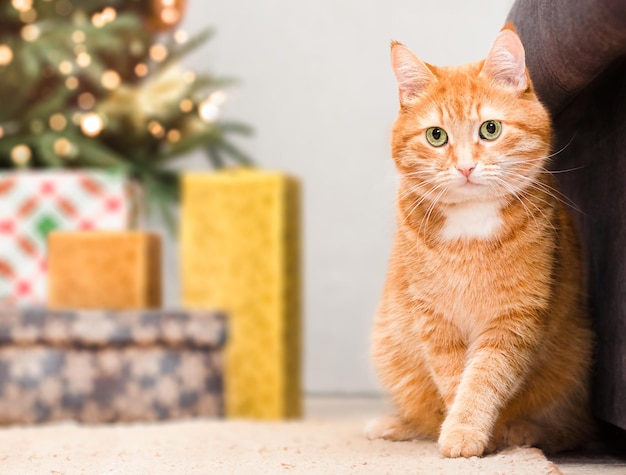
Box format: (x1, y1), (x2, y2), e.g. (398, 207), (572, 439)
(181, 168), (301, 419)
(47, 231), (161, 309)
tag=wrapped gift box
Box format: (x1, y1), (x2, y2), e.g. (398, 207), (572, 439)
(0, 308), (226, 424)
(181, 168), (301, 419)
(0, 170), (133, 307)
(47, 231), (162, 310)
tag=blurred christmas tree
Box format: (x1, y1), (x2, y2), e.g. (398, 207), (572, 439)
(0, 0), (252, 225)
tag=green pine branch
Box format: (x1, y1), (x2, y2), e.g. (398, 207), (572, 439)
(0, 0), (254, 229)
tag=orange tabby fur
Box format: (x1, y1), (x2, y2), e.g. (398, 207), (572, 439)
(367, 30), (594, 458)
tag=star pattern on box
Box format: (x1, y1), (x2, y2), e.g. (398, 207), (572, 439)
(0, 171), (132, 307)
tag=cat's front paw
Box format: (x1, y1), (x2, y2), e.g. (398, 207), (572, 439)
(438, 424), (490, 458)
(364, 414), (421, 441)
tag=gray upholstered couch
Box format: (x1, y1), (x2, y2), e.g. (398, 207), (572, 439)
(508, 0), (626, 435)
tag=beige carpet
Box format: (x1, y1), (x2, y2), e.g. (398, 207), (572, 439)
(0, 418), (562, 474)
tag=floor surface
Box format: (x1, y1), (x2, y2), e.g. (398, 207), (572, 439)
(306, 395), (626, 475)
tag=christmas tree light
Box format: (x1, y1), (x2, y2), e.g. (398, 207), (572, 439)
(0, 0), (252, 225)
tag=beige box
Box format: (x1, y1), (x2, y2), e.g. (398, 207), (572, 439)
(47, 231), (161, 309)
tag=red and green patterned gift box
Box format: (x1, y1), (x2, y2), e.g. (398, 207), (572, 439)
(0, 170), (133, 307)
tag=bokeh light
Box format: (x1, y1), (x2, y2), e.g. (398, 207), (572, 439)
(80, 113), (104, 137)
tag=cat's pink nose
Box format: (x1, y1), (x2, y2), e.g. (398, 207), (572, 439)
(456, 166), (475, 178)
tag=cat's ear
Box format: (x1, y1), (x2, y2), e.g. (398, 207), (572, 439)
(391, 41), (435, 104)
(480, 30), (528, 91)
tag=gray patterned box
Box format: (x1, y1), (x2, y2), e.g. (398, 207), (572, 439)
(0, 308), (226, 424)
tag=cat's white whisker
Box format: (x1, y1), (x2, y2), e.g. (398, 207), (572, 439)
(500, 176), (559, 237)
(419, 187), (447, 237)
(400, 181), (447, 227)
(489, 176), (539, 231)
(498, 133), (578, 169)
(540, 165), (587, 175)
(497, 169), (585, 215)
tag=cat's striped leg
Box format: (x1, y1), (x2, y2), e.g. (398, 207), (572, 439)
(417, 311), (467, 409)
(437, 313), (541, 458)
(365, 352), (445, 441)
(369, 315), (448, 442)
(367, 310), (466, 442)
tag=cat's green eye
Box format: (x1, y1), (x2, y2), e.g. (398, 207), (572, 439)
(479, 120), (502, 141)
(425, 127), (448, 147)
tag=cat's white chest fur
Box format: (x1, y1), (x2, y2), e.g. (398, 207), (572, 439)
(440, 201), (503, 240)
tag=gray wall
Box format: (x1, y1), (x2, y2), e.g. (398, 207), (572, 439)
(164, 0), (514, 394)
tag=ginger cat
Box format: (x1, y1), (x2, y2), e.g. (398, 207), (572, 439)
(367, 29), (594, 458)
